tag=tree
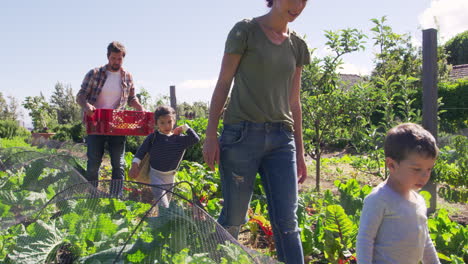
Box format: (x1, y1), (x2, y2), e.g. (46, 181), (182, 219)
(0, 93), (22, 121)
(301, 28), (367, 191)
(371, 16), (422, 80)
(136, 87), (153, 111)
(50, 82), (81, 124)
(23, 93), (57, 132)
(371, 16), (450, 82)
(192, 101), (209, 118)
(177, 101), (208, 119)
(444, 30), (468, 65)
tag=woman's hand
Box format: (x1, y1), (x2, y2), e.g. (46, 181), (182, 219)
(297, 154), (308, 184)
(203, 136), (220, 171)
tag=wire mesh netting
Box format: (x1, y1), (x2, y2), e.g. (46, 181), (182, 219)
(0, 143), (280, 263)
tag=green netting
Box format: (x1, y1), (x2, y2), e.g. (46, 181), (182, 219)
(0, 144), (279, 264)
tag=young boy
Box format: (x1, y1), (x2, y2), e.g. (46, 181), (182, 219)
(356, 123), (440, 264)
(129, 105), (200, 207)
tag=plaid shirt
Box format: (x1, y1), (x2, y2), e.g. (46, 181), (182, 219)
(77, 65), (137, 110)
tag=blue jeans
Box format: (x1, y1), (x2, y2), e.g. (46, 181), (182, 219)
(86, 135), (126, 196)
(218, 121), (304, 264)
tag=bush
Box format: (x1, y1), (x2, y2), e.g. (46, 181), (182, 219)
(438, 79), (468, 133)
(126, 135), (146, 154)
(177, 117), (223, 164)
(0, 137), (32, 148)
(414, 79), (468, 133)
(51, 122), (85, 143)
(0, 120), (30, 139)
(444, 30), (468, 65)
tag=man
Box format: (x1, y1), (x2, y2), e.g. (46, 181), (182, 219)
(77, 41), (143, 196)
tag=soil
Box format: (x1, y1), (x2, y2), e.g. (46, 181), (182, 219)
(54, 243), (76, 264)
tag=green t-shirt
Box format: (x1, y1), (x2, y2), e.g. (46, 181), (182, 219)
(223, 18), (310, 128)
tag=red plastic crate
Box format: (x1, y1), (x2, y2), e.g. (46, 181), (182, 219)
(86, 109), (155, 136)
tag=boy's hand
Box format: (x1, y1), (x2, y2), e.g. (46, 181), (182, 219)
(173, 126), (184, 135)
(129, 163), (140, 179)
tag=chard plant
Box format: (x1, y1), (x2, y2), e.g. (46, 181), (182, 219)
(323, 204), (357, 264)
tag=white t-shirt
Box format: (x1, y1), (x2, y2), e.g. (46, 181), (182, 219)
(94, 71), (121, 109)
(356, 182), (440, 264)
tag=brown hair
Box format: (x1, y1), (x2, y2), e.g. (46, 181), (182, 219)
(266, 0), (273, 7)
(384, 123), (438, 162)
(107, 41), (126, 57)
(154, 105), (176, 121)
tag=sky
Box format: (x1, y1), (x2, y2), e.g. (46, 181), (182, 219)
(1, 0), (467, 127)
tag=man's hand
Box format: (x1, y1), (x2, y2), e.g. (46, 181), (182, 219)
(203, 136), (220, 171)
(129, 163), (140, 179)
(135, 105), (144, 112)
(84, 103), (96, 116)
(130, 101), (144, 112)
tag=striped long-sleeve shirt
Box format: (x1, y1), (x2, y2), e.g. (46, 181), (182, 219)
(133, 126), (200, 172)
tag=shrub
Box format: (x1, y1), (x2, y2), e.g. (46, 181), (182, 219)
(0, 120), (30, 139)
(177, 117), (223, 164)
(444, 30), (468, 65)
(51, 122), (85, 143)
(0, 137), (32, 148)
(414, 79), (468, 133)
(126, 135), (146, 154)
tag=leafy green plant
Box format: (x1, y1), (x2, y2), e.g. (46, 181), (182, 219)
(334, 179), (372, 216)
(428, 209), (468, 263)
(177, 117), (223, 164)
(297, 190), (327, 258)
(323, 205), (357, 264)
(0, 137), (32, 149)
(177, 161), (221, 206)
(7, 220), (70, 264)
(245, 201), (274, 250)
(434, 136), (468, 203)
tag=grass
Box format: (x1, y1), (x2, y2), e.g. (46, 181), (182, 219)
(0, 136), (35, 149)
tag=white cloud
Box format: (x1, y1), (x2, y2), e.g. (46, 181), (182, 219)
(410, 32), (423, 48)
(175, 78), (217, 104)
(419, 0), (468, 43)
(337, 63), (371, 76)
(314, 46), (334, 58)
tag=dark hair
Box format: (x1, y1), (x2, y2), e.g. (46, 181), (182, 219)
(266, 0), (273, 7)
(154, 105), (176, 121)
(384, 123), (439, 162)
(107, 41), (126, 58)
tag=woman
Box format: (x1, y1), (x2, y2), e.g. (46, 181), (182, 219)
(203, 0), (310, 263)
